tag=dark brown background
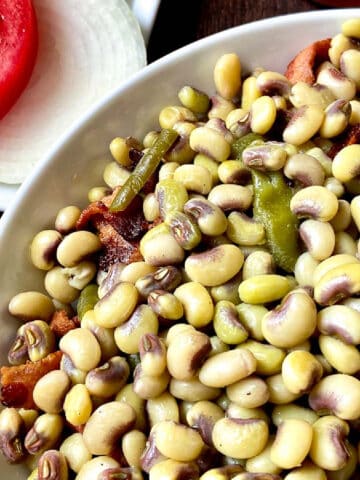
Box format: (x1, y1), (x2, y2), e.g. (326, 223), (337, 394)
(147, 0), (359, 62)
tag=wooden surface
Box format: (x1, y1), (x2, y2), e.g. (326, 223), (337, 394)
(147, 0), (355, 62)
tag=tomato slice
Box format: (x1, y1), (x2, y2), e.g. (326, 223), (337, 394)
(0, 0), (38, 119)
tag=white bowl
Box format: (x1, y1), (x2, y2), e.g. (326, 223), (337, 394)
(0, 8), (359, 478)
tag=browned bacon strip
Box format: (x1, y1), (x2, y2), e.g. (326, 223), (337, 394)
(285, 38), (331, 84)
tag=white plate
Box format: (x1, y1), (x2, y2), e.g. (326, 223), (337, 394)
(0, 0), (160, 212)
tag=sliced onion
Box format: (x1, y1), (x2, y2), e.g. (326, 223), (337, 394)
(0, 0), (146, 184)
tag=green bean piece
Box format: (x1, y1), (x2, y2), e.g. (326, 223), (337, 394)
(76, 284), (99, 320)
(252, 170), (299, 272)
(110, 129), (179, 212)
(231, 132), (263, 159)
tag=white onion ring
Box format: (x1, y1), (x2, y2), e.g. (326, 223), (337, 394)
(0, 0), (146, 184)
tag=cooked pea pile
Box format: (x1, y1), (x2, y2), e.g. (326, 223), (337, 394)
(2, 18), (360, 480)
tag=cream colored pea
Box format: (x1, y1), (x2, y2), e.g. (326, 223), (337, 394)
(281, 351), (323, 394)
(185, 244), (244, 287)
(55, 206), (82, 234)
(319, 334), (360, 374)
(63, 384), (92, 426)
(272, 404), (318, 427)
(289, 81), (335, 109)
(262, 289), (317, 348)
(271, 419), (313, 469)
(226, 375), (269, 408)
(324, 176), (345, 197)
(250, 96), (277, 134)
(60, 433), (92, 474)
(283, 105), (324, 145)
(314, 262), (360, 306)
(121, 430), (147, 468)
(94, 281), (138, 328)
(208, 183), (253, 212)
(190, 126), (231, 163)
(169, 377), (221, 402)
(56, 231), (101, 268)
(167, 328), (211, 380)
(199, 349), (256, 388)
(45, 266), (80, 303)
(309, 374), (360, 420)
(237, 340), (285, 376)
(238, 274), (291, 304)
(8, 291), (55, 322)
(59, 328), (101, 371)
(266, 374), (301, 404)
(153, 420), (204, 462)
(294, 252), (319, 287)
(319, 99), (351, 139)
(87, 186), (110, 203)
(83, 401), (136, 455)
(342, 18), (360, 38)
(350, 195), (360, 232)
(245, 437), (282, 475)
(309, 415), (350, 471)
(349, 99), (360, 125)
(236, 304), (268, 341)
(227, 211), (265, 247)
(147, 392), (180, 428)
(143, 193), (160, 222)
(330, 199), (351, 232)
(290, 185), (338, 222)
(76, 456), (121, 480)
(174, 282), (213, 327)
(299, 219), (335, 261)
(340, 49), (360, 89)
(241, 76), (262, 110)
(173, 164), (213, 194)
(109, 136), (131, 167)
(30, 230), (63, 270)
(212, 417), (269, 459)
(317, 304), (360, 345)
(317, 61), (356, 101)
(119, 262), (156, 284)
(140, 223), (185, 266)
(332, 144), (360, 183)
(313, 253), (359, 285)
(33, 370), (70, 414)
(114, 305), (158, 354)
(149, 459), (199, 480)
(116, 383), (146, 432)
(159, 105), (196, 129)
(193, 154), (219, 185)
(329, 33), (355, 68)
(226, 404), (269, 425)
(213, 53), (242, 100)
(334, 231), (357, 256)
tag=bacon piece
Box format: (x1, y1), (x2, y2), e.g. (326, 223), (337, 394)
(50, 310), (79, 339)
(328, 124), (360, 159)
(77, 196), (148, 242)
(97, 223), (143, 268)
(76, 194), (151, 269)
(285, 38), (331, 84)
(0, 351), (63, 409)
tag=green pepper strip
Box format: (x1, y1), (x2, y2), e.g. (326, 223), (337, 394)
(231, 132), (263, 159)
(77, 284), (99, 320)
(252, 170), (300, 273)
(110, 128), (178, 212)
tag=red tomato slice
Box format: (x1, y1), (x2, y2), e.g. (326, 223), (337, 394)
(0, 0), (38, 119)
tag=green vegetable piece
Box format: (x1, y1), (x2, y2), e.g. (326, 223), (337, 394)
(231, 132), (263, 159)
(77, 284), (99, 320)
(110, 128), (178, 212)
(252, 170), (299, 272)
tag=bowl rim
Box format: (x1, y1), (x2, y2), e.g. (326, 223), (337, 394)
(1, 7), (359, 234)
